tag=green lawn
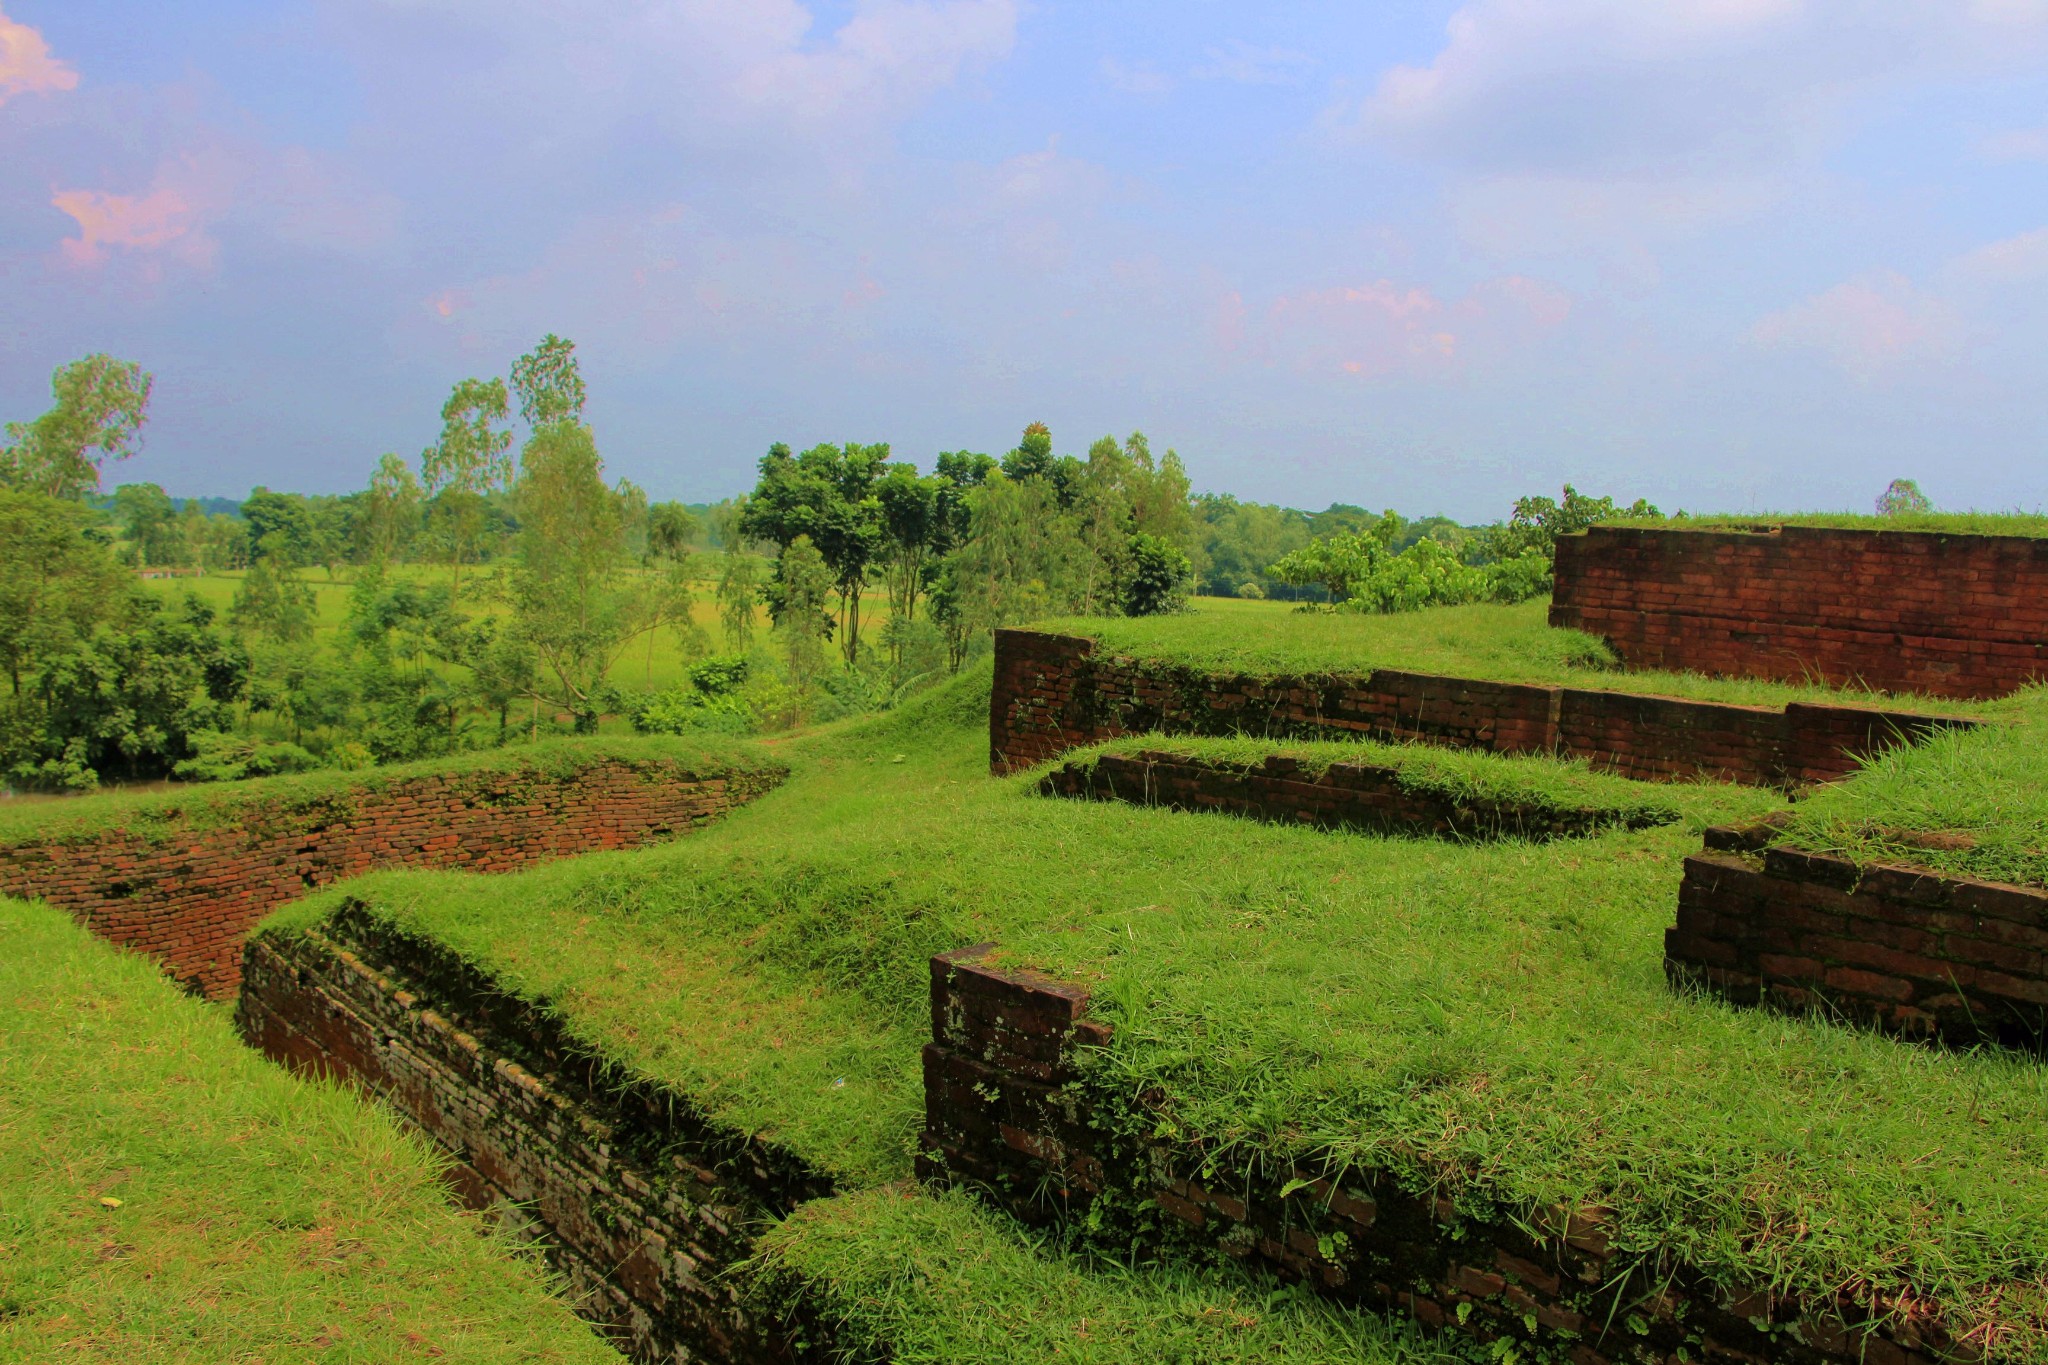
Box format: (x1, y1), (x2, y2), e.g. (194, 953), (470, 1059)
(250, 659), (2048, 1355)
(1602, 510), (2048, 538)
(1035, 598), (2005, 713)
(0, 897), (615, 1364)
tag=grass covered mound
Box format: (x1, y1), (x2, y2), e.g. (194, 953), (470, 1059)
(0, 897), (613, 1364)
(254, 666), (2048, 1354)
(1053, 734), (1694, 829)
(1599, 510), (2048, 539)
(1776, 687), (2048, 887)
(1033, 598), (2003, 713)
(0, 734), (784, 847)
(752, 1187), (1445, 1365)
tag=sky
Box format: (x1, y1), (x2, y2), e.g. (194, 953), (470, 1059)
(2, 1), (2046, 520)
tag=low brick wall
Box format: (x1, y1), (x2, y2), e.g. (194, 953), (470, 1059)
(1670, 824), (2048, 1049)
(1040, 750), (1674, 841)
(1551, 525), (2048, 700)
(0, 753), (783, 999)
(239, 904), (831, 1363)
(992, 629), (1973, 790)
(919, 946), (1968, 1365)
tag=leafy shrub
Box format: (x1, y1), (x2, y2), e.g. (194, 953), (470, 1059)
(171, 731), (320, 783)
(626, 687), (757, 737)
(1123, 533), (1193, 616)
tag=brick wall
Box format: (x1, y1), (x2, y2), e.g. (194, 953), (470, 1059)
(991, 629), (1973, 790)
(239, 904), (831, 1364)
(1040, 750), (1675, 840)
(1551, 526), (2048, 700)
(1671, 823), (2048, 1049)
(919, 946), (1967, 1365)
(0, 755), (784, 999)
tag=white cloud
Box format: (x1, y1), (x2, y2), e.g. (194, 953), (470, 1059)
(1100, 56), (1172, 96)
(1752, 270), (1960, 380)
(1946, 225), (2048, 285)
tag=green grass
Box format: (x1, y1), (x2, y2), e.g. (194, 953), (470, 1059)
(242, 663), (2048, 1354)
(0, 897), (615, 1364)
(751, 1187), (1449, 1364)
(1601, 510), (2048, 538)
(1038, 598), (2001, 714)
(1775, 687), (2048, 887)
(1059, 734), (1697, 828)
(0, 733), (782, 846)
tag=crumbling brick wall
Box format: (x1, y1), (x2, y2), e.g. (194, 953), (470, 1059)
(919, 946), (1967, 1365)
(1671, 823), (2048, 1049)
(0, 755), (783, 998)
(239, 905), (828, 1363)
(1551, 526), (2048, 699)
(991, 629), (1971, 789)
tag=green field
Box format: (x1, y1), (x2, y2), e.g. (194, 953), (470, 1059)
(0, 898), (615, 1363)
(1604, 510), (2048, 538)
(1039, 597), (2006, 713)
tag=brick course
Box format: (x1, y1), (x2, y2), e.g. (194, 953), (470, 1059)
(238, 904), (829, 1363)
(0, 755), (783, 999)
(1670, 823), (2048, 1048)
(1040, 750), (1675, 840)
(1550, 525), (2048, 699)
(919, 946), (1974, 1365)
(991, 628), (1972, 789)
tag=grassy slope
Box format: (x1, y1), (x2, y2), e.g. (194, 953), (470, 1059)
(0, 897), (613, 1365)
(1034, 598), (2003, 714)
(753, 1188), (1446, 1365)
(0, 734), (781, 846)
(249, 664), (2048, 1352)
(1779, 688), (2048, 887)
(1601, 511), (2048, 537)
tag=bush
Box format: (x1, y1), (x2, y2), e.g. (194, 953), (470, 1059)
(1123, 533), (1193, 617)
(626, 687), (757, 737)
(171, 731), (320, 783)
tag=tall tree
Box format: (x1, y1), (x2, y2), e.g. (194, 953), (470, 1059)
(510, 333), (587, 429)
(359, 453), (423, 567)
(717, 552), (761, 651)
(420, 377), (513, 599)
(738, 441), (887, 663)
(647, 502), (699, 563)
(771, 535), (833, 710)
(113, 483), (179, 569)
(0, 491), (125, 696)
(1, 355), (153, 500)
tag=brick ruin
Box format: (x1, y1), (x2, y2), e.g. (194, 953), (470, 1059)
(1670, 820), (2048, 1049)
(0, 754), (783, 999)
(1040, 749), (1676, 841)
(1551, 525), (2048, 700)
(991, 628), (1974, 790)
(918, 945), (1971, 1365)
(239, 903), (830, 1363)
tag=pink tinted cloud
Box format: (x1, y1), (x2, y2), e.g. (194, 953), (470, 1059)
(1262, 274), (1570, 378)
(51, 187), (208, 267)
(1752, 271), (1959, 380)
(0, 5), (77, 104)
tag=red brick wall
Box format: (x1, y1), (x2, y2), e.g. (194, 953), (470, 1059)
(1671, 824), (2048, 1048)
(1040, 750), (1674, 840)
(992, 629), (1972, 789)
(1551, 526), (2048, 699)
(239, 907), (824, 1362)
(0, 756), (783, 999)
(918, 946), (1960, 1365)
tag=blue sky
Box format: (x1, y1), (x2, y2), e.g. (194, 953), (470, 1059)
(2, 1), (2046, 519)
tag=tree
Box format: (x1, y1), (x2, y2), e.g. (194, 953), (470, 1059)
(1267, 517), (1399, 603)
(358, 453), (423, 566)
(717, 552), (761, 650)
(1877, 479), (1933, 518)
(510, 333), (587, 429)
(231, 553), (317, 643)
(1, 355), (153, 500)
(772, 535), (833, 709)
(421, 377), (514, 599)
(875, 464), (943, 641)
(1124, 533), (1193, 616)
(113, 482), (179, 568)
(242, 488), (315, 567)
(510, 420), (681, 732)
(738, 441), (888, 663)
(0, 490), (125, 696)
(648, 502), (699, 564)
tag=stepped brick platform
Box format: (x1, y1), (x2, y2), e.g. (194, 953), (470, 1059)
(1551, 525), (2048, 700)
(1040, 749), (1674, 840)
(240, 904), (830, 1364)
(0, 753), (783, 998)
(919, 946), (1973, 1365)
(1671, 821), (2048, 1049)
(992, 629), (1975, 790)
